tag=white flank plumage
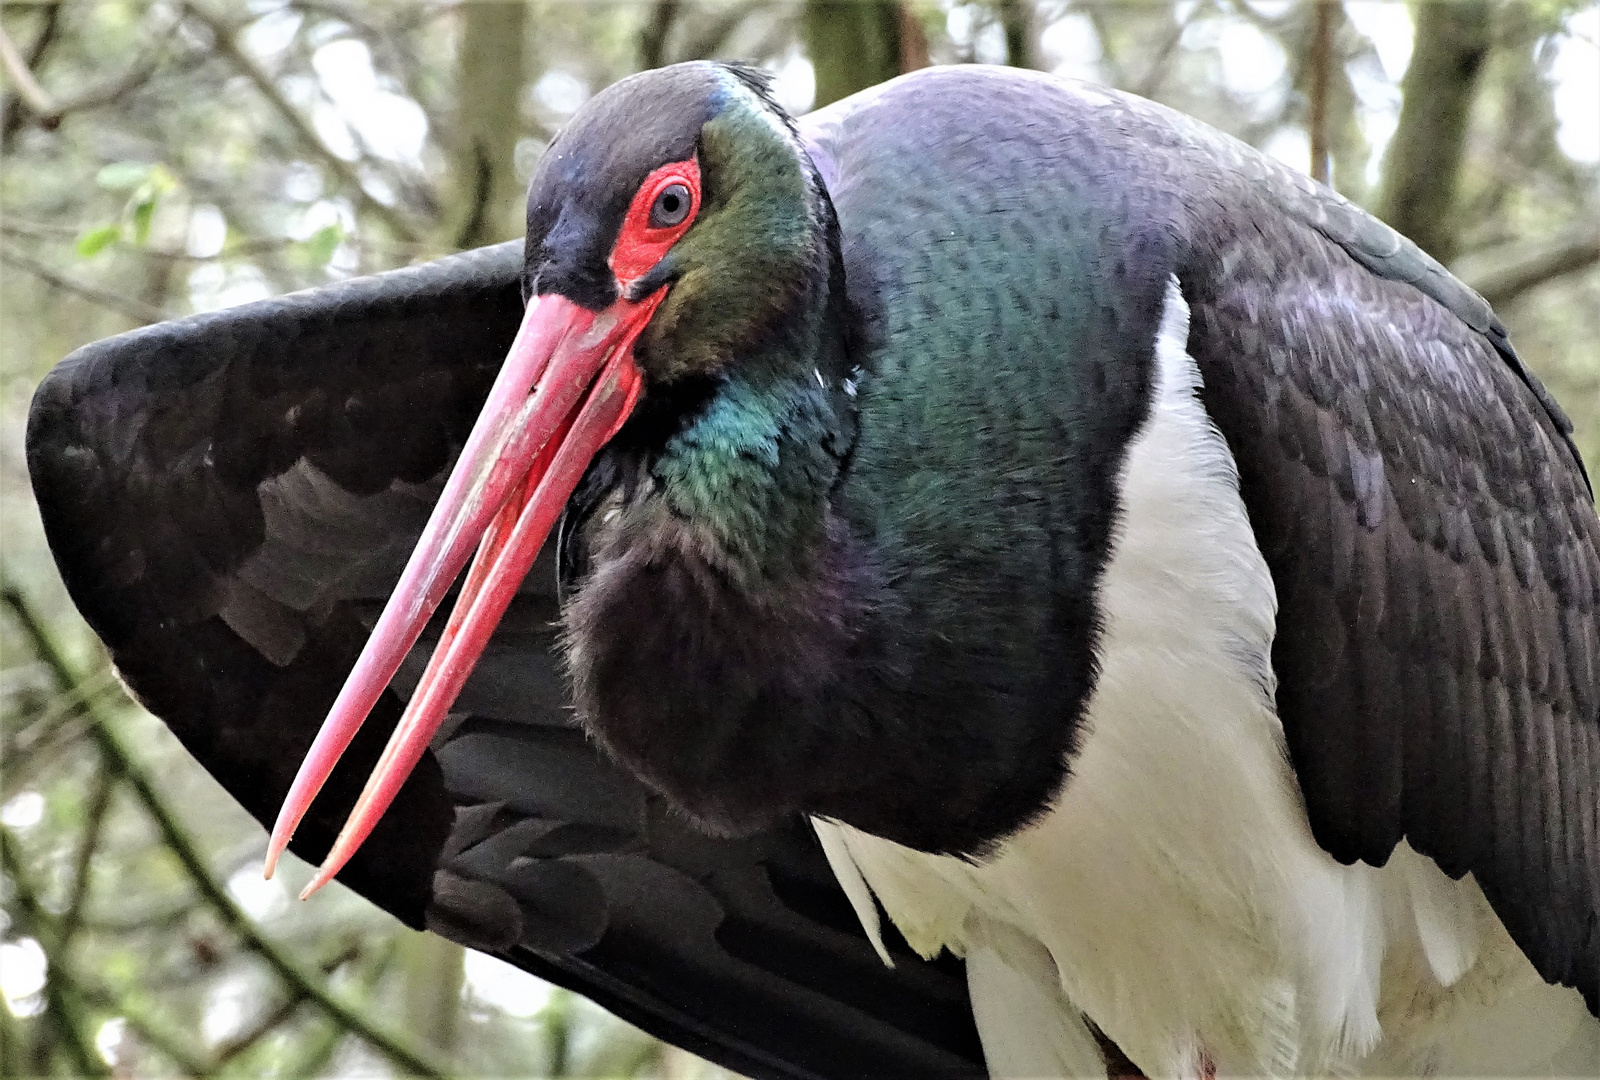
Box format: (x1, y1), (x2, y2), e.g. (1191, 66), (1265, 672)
(815, 278), (1598, 1079)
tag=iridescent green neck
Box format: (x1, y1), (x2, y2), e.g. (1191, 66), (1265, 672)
(651, 358), (850, 585)
(645, 107), (854, 588)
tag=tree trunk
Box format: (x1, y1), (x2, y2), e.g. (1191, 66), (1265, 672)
(1376, 0), (1493, 264)
(995, 0), (1035, 69)
(639, 0), (681, 70)
(451, 0), (530, 250)
(803, 0), (904, 108)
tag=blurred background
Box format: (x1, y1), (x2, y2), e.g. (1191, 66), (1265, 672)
(1, 0), (1595, 1076)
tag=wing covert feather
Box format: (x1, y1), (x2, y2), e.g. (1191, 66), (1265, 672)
(1179, 174), (1599, 1014)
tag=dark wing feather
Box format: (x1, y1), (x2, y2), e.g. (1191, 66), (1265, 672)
(26, 245), (984, 1080)
(1172, 119), (1600, 1011)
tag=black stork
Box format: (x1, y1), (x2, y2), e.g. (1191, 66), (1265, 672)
(27, 62), (1600, 1078)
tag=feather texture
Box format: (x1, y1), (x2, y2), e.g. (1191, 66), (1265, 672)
(823, 280), (1597, 1077)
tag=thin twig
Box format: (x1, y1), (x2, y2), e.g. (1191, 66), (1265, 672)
(1, 830), (211, 1076)
(6, 690), (120, 790)
(43, 41), (173, 124)
(211, 992), (309, 1067)
(0, 22), (58, 127)
(1308, 0), (1337, 185)
(282, 940), (400, 1078)
(0, 245), (167, 324)
(0, 6), (171, 133)
(211, 942), (363, 1066)
(181, 1), (420, 243)
(1, 1), (60, 147)
(0, 830), (113, 1077)
(71, 977), (214, 1077)
(2, 217), (297, 262)
(0, 585), (452, 1080)
(1135, 0), (1208, 98)
(78, 897), (200, 933)
(8, 664), (117, 744)
(58, 765), (115, 943)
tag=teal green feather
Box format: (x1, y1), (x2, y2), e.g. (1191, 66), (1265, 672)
(653, 371), (842, 585)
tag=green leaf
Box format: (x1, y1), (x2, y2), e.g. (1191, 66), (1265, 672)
(122, 166), (179, 246)
(129, 197), (156, 245)
(96, 161), (151, 190)
(301, 223), (344, 266)
(74, 224), (121, 258)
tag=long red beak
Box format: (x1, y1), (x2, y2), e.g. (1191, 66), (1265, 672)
(265, 289), (658, 896)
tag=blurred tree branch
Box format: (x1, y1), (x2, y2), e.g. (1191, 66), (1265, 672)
(1458, 226), (1600, 309)
(679, 0), (770, 63)
(402, 930), (465, 1056)
(640, 0), (682, 69)
(0, 855), (215, 1077)
(1377, 0), (1493, 263)
(1136, 1), (1209, 98)
(0, 20), (58, 127)
(282, 944), (399, 1078)
(1, 831), (114, 1077)
(0, 583), (451, 1080)
(3, 824), (383, 1080)
(0, 0), (58, 145)
(3, 216), (297, 262)
(1306, 0), (1338, 185)
(180, 1), (422, 244)
(1465, 3), (1586, 239)
(1, 6), (176, 146)
(210, 941), (364, 1067)
(0, 244), (167, 324)
(57, 765), (114, 945)
(72, 978), (214, 1076)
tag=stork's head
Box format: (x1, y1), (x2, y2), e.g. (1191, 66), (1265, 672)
(524, 62), (829, 383)
(265, 63), (834, 892)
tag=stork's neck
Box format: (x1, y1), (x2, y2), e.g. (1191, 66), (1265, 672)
(654, 359), (853, 584)
(561, 227), (884, 837)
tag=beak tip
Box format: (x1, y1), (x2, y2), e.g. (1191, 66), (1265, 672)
(299, 871), (332, 901)
(263, 824), (295, 879)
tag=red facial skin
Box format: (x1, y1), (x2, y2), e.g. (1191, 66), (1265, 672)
(266, 157), (702, 895)
(611, 156), (701, 285)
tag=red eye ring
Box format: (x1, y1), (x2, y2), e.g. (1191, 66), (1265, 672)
(609, 155), (702, 287)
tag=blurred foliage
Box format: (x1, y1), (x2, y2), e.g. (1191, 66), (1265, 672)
(1, 0), (1595, 1077)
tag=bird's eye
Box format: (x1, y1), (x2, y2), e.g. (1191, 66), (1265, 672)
(650, 184), (692, 228)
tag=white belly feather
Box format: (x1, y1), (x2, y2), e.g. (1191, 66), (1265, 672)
(813, 279), (1597, 1079)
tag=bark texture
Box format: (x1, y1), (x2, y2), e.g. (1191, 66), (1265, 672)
(453, 1), (530, 249)
(1377, 0), (1494, 263)
(803, 0), (904, 107)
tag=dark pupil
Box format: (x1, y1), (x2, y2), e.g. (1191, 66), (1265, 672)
(651, 184), (690, 227)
